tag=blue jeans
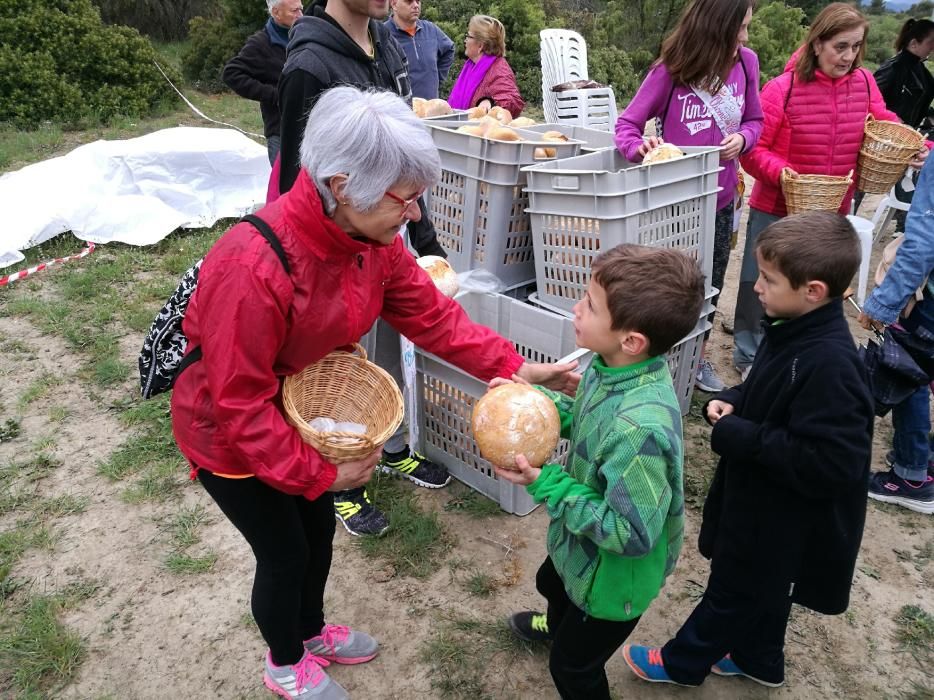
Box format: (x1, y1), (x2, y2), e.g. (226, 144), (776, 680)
(732, 208), (782, 369)
(891, 296), (934, 481)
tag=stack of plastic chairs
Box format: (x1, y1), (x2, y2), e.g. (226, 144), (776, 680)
(540, 29), (618, 132)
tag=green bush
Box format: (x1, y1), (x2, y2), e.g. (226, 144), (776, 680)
(0, 0), (180, 128)
(181, 15), (245, 92)
(180, 0), (267, 93)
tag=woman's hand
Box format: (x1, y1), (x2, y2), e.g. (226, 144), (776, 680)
(857, 311), (885, 334)
(514, 361), (580, 396)
(327, 448), (383, 491)
(706, 400), (735, 424)
(720, 133), (746, 161)
(477, 99), (493, 111)
(637, 136), (663, 158)
(493, 454), (542, 486)
(909, 145), (929, 170)
(488, 376), (515, 389)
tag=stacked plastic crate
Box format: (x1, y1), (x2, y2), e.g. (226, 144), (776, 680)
(522, 146), (723, 415)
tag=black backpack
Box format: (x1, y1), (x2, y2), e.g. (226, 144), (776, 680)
(138, 214), (291, 398)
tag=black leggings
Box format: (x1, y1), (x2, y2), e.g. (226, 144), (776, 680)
(198, 471), (335, 666)
(536, 557), (641, 700)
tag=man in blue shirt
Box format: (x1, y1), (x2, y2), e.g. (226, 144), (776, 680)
(384, 0), (455, 100)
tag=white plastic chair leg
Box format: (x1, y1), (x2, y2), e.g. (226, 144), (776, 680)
(846, 215), (874, 306)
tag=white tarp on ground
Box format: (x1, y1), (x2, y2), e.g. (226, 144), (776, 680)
(0, 126), (270, 268)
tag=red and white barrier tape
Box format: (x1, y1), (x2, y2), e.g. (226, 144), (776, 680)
(0, 242), (96, 287)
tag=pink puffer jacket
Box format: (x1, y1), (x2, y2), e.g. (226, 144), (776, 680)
(740, 67), (898, 216)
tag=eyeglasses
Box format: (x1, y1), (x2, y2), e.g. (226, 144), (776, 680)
(384, 189), (422, 214)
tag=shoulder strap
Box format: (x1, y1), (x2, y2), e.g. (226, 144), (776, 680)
(241, 213), (291, 275)
(783, 72), (795, 111)
(659, 79), (677, 130)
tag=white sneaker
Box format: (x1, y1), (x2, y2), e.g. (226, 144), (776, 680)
(695, 360), (726, 393)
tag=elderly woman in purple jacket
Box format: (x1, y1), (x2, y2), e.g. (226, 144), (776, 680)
(615, 0), (763, 394)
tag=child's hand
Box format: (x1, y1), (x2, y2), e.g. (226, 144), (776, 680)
(637, 136), (663, 158)
(706, 400), (734, 424)
(493, 454), (542, 486)
(719, 133), (746, 160)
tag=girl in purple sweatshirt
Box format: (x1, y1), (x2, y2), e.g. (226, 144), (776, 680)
(615, 0), (763, 394)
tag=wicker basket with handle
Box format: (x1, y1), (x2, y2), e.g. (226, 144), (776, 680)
(282, 343), (404, 463)
(781, 168), (853, 215)
(856, 116), (923, 194)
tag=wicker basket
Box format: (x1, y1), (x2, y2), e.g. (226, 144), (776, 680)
(282, 343), (404, 463)
(781, 168), (853, 215)
(856, 116), (923, 194)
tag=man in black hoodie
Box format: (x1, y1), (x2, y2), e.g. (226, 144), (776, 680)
(279, 0), (451, 537)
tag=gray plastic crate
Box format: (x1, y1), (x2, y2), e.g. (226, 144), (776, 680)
(527, 288), (717, 416)
(415, 293), (578, 515)
(524, 123), (616, 152)
(523, 147), (722, 314)
(425, 121), (584, 186)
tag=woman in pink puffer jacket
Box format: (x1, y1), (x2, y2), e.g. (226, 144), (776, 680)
(731, 2), (929, 375)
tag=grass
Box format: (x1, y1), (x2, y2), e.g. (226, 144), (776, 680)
(0, 594), (87, 696)
(17, 372), (61, 409)
(419, 615), (546, 699)
(462, 571), (499, 598)
(443, 483), (505, 518)
(161, 505), (218, 575)
(357, 474), (454, 579)
(894, 605), (934, 663)
(0, 418), (22, 443)
(0, 88), (264, 173)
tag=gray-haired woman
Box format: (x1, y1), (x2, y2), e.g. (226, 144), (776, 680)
(170, 85), (578, 700)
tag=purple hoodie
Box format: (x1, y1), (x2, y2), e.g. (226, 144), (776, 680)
(615, 47), (764, 211)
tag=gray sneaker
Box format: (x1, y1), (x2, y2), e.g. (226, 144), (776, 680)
(305, 623), (379, 664)
(695, 359), (726, 393)
(263, 650), (348, 699)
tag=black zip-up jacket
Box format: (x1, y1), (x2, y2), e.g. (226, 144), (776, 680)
(278, 3), (445, 257)
(874, 50), (934, 129)
(222, 27), (285, 139)
(699, 300), (874, 615)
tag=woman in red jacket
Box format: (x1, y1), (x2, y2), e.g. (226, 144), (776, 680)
(171, 86), (576, 700)
(448, 14), (525, 118)
(732, 2), (928, 376)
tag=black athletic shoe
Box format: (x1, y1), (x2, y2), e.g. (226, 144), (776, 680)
(507, 611), (552, 643)
(333, 487), (389, 537)
(379, 446), (451, 488)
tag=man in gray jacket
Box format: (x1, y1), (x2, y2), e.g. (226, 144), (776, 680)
(384, 0), (454, 100)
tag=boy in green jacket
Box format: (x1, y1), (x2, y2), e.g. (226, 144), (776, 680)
(493, 244), (706, 700)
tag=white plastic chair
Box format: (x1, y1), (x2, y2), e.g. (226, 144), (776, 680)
(846, 215), (874, 306)
(540, 29), (618, 131)
(870, 185), (911, 244)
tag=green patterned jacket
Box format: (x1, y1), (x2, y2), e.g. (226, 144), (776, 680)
(529, 354), (685, 621)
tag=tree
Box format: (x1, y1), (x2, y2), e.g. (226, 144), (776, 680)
(747, 1), (807, 83)
(867, 0), (887, 16)
(92, 0), (221, 41)
(0, 0), (179, 128)
(181, 0), (265, 92)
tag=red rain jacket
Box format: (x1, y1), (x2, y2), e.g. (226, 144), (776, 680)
(741, 66), (898, 217)
(171, 171), (524, 500)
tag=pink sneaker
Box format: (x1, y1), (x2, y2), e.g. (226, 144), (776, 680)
(304, 623), (379, 664)
(263, 650), (347, 699)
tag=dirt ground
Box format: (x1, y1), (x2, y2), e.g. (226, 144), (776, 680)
(1, 182), (932, 700)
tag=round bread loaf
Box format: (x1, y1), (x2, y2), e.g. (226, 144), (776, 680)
(486, 126), (521, 142)
(467, 105), (489, 120)
(416, 255), (459, 297)
(412, 97), (428, 118)
(509, 117), (537, 127)
(488, 106), (512, 124)
(424, 98), (452, 117)
(643, 142), (685, 164)
(471, 383), (560, 470)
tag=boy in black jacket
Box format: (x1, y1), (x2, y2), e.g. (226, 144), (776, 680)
(623, 212), (874, 688)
